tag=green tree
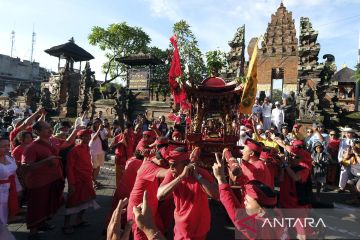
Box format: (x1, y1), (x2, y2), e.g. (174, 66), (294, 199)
(147, 47), (170, 100)
(205, 50), (227, 76)
(172, 20), (206, 84)
(88, 22), (151, 85)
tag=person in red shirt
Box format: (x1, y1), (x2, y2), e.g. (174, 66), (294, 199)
(11, 131), (33, 165)
(225, 139), (273, 189)
(326, 130), (340, 185)
(135, 130), (154, 154)
(157, 148), (219, 240)
(127, 155), (168, 240)
(9, 108), (44, 150)
(212, 154), (287, 240)
(63, 129), (99, 234)
(21, 120), (80, 239)
(279, 145), (313, 240)
(110, 122), (136, 188)
(105, 150), (144, 230)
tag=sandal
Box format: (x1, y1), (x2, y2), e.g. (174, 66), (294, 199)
(74, 221), (91, 228)
(62, 226), (74, 235)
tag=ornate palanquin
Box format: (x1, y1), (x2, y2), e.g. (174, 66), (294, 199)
(185, 76), (243, 168)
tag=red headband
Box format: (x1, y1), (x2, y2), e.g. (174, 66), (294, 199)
(245, 183), (277, 207)
(245, 139), (263, 153)
(167, 150), (190, 163)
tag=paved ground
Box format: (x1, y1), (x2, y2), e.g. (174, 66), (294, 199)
(8, 156), (360, 240)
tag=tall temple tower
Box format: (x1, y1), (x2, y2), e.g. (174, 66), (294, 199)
(257, 2), (298, 97)
(225, 25), (245, 80)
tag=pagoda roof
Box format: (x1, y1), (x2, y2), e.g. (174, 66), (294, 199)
(44, 38), (94, 62)
(116, 52), (163, 66)
(333, 67), (356, 83)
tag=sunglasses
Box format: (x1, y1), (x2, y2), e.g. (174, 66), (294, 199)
(330, 134), (335, 136)
(307, 131), (312, 133)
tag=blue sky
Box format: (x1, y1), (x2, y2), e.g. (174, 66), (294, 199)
(0, 0), (359, 83)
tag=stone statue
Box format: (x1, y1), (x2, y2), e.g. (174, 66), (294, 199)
(80, 62), (96, 111)
(40, 88), (53, 110)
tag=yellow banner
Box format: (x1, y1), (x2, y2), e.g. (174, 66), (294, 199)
(239, 38), (258, 114)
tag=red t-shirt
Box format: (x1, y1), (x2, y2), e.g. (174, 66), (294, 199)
(135, 139), (150, 152)
(327, 138), (340, 160)
(160, 168), (214, 239)
(127, 160), (164, 223)
(117, 157), (143, 198)
(238, 159), (273, 189)
(66, 144), (95, 207)
(219, 184), (288, 240)
(279, 166), (311, 208)
(21, 139), (63, 189)
(114, 131), (136, 165)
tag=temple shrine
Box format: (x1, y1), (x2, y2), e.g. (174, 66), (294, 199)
(42, 37), (94, 117)
(185, 76), (242, 168)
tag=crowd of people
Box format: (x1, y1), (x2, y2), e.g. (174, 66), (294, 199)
(0, 99), (359, 240)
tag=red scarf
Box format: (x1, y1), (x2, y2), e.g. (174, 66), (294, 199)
(0, 174), (19, 217)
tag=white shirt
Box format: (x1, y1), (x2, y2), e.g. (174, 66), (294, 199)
(74, 117), (90, 127)
(89, 129), (108, 155)
(338, 138), (354, 162)
(271, 108), (285, 124)
(262, 103), (273, 118)
(0, 155), (22, 225)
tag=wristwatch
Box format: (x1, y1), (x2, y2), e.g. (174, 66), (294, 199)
(196, 174), (203, 181)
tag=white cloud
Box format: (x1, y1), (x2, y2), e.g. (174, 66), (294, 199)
(144, 0), (182, 22)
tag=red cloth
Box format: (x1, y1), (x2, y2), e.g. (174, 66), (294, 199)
(219, 184), (288, 240)
(66, 144), (95, 208)
(77, 129), (93, 137)
(114, 131), (136, 166)
(244, 183), (277, 207)
(49, 136), (66, 150)
(9, 126), (21, 149)
(160, 168), (214, 239)
(12, 144), (26, 164)
(127, 160), (165, 240)
(21, 139), (63, 189)
(26, 179), (64, 229)
(135, 139), (151, 151)
(107, 157), (143, 228)
(22, 138), (65, 229)
(169, 35), (187, 106)
(279, 167), (311, 208)
(167, 150), (190, 163)
(0, 175), (19, 217)
(238, 160), (273, 189)
(327, 138), (340, 159)
(244, 139), (262, 153)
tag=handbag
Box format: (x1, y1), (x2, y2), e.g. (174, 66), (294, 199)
(99, 132), (109, 152)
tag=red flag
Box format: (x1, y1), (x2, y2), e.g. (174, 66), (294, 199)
(169, 35), (187, 107)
